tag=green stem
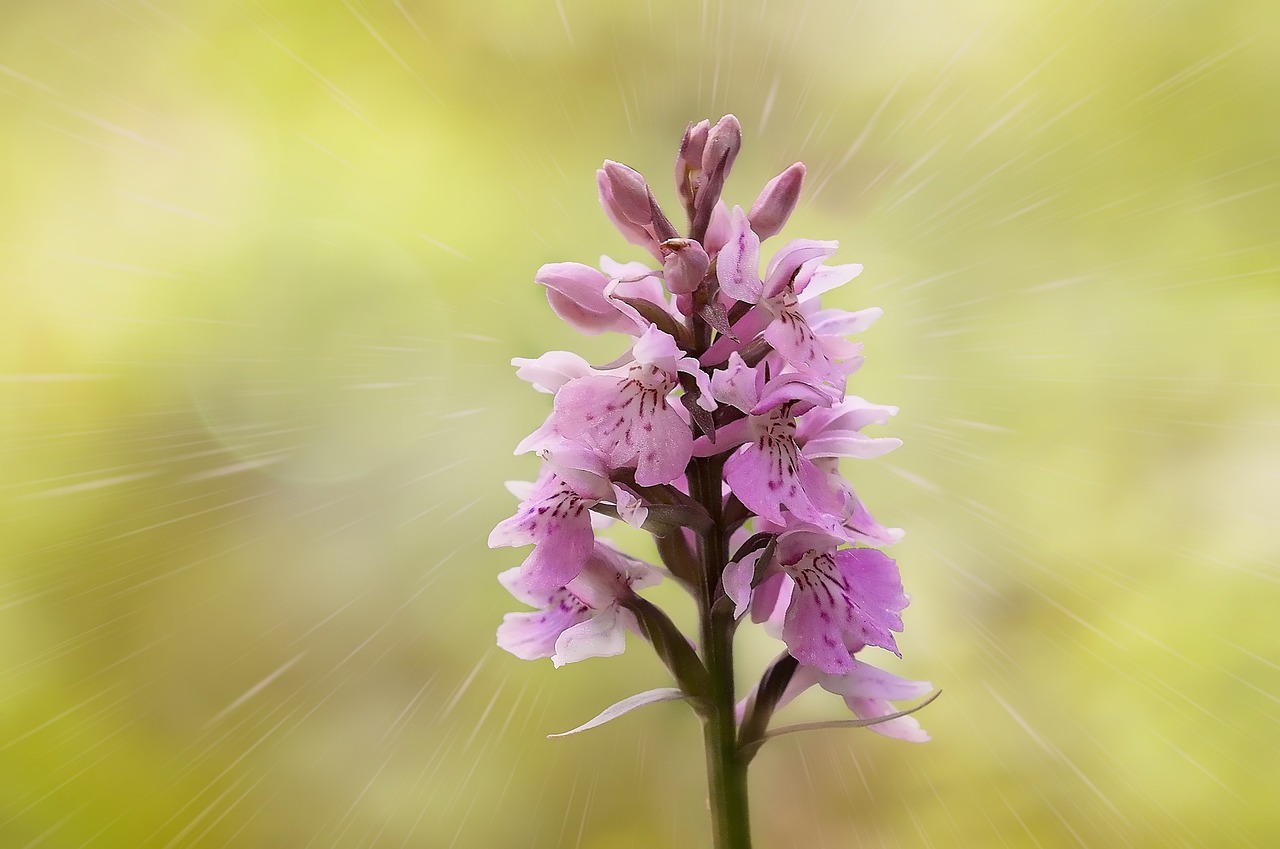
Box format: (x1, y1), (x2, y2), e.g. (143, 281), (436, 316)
(702, 608), (752, 849)
(692, 456), (753, 849)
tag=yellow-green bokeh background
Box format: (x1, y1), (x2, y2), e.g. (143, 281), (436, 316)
(3, 1), (1278, 846)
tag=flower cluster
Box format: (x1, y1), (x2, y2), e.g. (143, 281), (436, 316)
(490, 116), (930, 748)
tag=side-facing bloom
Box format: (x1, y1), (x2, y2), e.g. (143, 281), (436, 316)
(759, 658), (933, 742)
(748, 529), (909, 675)
(498, 542), (661, 667)
(488, 442), (645, 594)
(708, 216), (872, 386)
(695, 353), (845, 531)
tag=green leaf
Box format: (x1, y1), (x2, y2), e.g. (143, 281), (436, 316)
(741, 690), (942, 761)
(548, 688), (690, 738)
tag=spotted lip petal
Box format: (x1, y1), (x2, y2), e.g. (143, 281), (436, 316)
(497, 576), (592, 661)
(722, 411), (846, 530)
(489, 484), (596, 594)
(545, 326), (705, 487)
(762, 300), (857, 385)
(488, 464), (610, 594)
(781, 552), (863, 673)
(831, 547), (907, 655)
(778, 544), (909, 675)
(552, 373), (693, 487)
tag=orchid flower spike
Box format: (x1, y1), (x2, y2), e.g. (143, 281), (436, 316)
(490, 116), (931, 849)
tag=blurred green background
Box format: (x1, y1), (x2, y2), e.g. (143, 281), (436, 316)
(2, 0), (1278, 846)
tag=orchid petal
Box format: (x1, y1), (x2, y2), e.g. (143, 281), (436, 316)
(806, 305), (882, 336)
(846, 698), (930, 742)
(717, 206), (763, 303)
(748, 162), (805, 241)
(832, 547), (908, 655)
(498, 603), (589, 661)
(802, 434), (903, 460)
(762, 239), (838, 300)
(611, 483), (650, 528)
(752, 373), (840, 416)
(709, 352), (763, 412)
(598, 167), (662, 260)
(513, 351), (595, 394)
(796, 262), (863, 301)
(552, 606), (627, 667)
(702, 200), (732, 257)
(701, 304), (772, 366)
(722, 553), (758, 619)
(691, 417), (752, 458)
(762, 305), (846, 383)
(750, 571), (793, 639)
(661, 238), (710, 294)
(782, 555), (863, 674)
(553, 372), (693, 487)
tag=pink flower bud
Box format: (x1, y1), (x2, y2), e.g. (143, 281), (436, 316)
(674, 119), (711, 202)
(598, 168), (661, 259)
(660, 238), (711, 295)
(536, 261), (632, 335)
(686, 116), (742, 240)
(701, 114), (742, 180)
(602, 160), (653, 226)
(748, 162), (805, 241)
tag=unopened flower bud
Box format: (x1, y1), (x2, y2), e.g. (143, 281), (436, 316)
(602, 160), (654, 226)
(660, 238), (711, 295)
(536, 261), (631, 335)
(687, 115), (742, 241)
(748, 162), (805, 241)
(674, 292), (696, 317)
(599, 167), (661, 260)
(701, 114), (742, 182)
(674, 119), (711, 214)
